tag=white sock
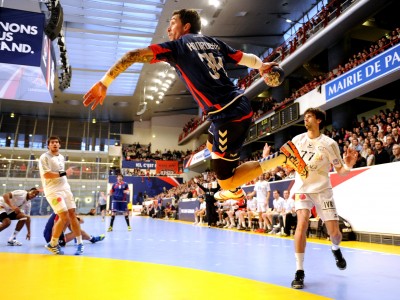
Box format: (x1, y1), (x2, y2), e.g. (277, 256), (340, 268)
(331, 243), (339, 251)
(295, 253), (305, 270)
(76, 235), (83, 244)
(9, 230), (19, 241)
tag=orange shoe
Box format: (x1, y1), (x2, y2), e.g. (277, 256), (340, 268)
(280, 141), (308, 180)
(214, 189), (245, 201)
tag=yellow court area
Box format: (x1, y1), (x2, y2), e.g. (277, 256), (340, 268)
(1, 253), (331, 300)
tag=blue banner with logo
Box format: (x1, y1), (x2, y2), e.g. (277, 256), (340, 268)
(122, 160), (157, 169)
(325, 44), (400, 101)
(0, 7), (45, 67)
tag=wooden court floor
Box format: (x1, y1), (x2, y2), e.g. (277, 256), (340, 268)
(1, 215), (399, 300)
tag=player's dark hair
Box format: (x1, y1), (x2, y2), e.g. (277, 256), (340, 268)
(47, 136), (61, 145)
(28, 187), (38, 192)
(173, 9), (201, 34)
(304, 107), (326, 130)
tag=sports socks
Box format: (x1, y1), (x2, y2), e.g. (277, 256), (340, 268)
(9, 230), (19, 241)
(110, 215), (115, 227)
(125, 215), (130, 226)
(295, 253), (305, 270)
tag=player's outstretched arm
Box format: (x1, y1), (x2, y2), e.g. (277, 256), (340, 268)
(83, 47), (154, 110)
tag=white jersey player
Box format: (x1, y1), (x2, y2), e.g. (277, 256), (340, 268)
(0, 188), (39, 245)
(288, 107), (358, 289)
(39, 136), (84, 255)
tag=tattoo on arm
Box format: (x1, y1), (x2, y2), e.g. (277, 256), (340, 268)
(108, 49), (153, 79)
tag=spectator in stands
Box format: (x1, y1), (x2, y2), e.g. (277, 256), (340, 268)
(349, 137), (362, 152)
(265, 190), (285, 234)
(385, 135), (395, 161)
(391, 144), (400, 162)
(246, 174), (271, 233)
(391, 128), (400, 144)
(277, 190), (297, 236)
(164, 202), (176, 219)
(242, 195), (257, 231)
(193, 196), (206, 225)
(366, 148), (375, 166)
(353, 151), (367, 168)
(374, 140), (390, 165)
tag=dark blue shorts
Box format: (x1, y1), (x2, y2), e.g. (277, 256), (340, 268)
(111, 200), (128, 212)
(208, 96), (253, 161)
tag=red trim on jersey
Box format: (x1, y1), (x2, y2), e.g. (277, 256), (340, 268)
(228, 50), (244, 63)
(232, 110), (253, 122)
(149, 44), (171, 63)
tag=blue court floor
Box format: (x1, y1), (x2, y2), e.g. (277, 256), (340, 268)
(1, 215), (399, 300)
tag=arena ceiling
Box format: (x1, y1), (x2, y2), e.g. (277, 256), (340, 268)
(1, 0), (396, 123)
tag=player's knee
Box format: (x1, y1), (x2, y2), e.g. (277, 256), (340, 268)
(212, 158), (237, 188)
(2, 218), (11, 227)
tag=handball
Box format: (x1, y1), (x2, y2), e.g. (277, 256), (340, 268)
(262, 66), (285, 87)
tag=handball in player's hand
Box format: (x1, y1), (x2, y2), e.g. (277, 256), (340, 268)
(262, 66), (285, 87)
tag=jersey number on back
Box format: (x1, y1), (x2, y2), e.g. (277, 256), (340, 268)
(198, 53), (227, 79)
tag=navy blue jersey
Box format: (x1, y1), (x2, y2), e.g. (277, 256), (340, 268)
(150, 34), (245, 115)
(111, 181), (129, 201)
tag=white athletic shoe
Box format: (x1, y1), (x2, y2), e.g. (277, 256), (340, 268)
(7, 239), (22, 246)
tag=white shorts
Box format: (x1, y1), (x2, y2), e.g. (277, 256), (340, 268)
(46, 190), (76, 214)
(257, 202), (268, 213)
(294, 189), (339, 222)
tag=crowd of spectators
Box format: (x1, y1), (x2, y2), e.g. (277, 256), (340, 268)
(122, 142), (192, 161)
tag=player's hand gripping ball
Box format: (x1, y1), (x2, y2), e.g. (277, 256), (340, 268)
(262, 66), (285, 87)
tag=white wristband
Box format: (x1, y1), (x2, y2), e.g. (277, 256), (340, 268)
(239, 53), (263, 69)
(100, 74), (113, 88)
(343, 164), (352, 171)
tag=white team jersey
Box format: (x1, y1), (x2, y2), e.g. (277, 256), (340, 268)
(291, 133), (345, 193)
(283, 198), (295, 213)
(39, 151), (71, 195)
(272, 197), (285, 212)
(246, 197), (257, 211)
(254, 180), (270, 203)
(199, 202), (206, 210)
(0, 190), (31, 215)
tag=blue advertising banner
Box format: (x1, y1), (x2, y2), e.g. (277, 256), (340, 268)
(326, 43), (400, 101)
(0, 7), (45, 67)
(108, 175), (183, 203)
(178, 198), (199, 222)
(122, 160), (157, 169)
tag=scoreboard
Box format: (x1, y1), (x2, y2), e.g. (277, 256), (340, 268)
(245, 102), (300, 143)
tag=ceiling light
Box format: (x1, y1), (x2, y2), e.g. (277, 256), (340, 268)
(167, 73), (175, 79)
(92, 118), (96, 124)
(158, 72), (166, 77)
(10, 113), (14, 118)
(201, 18), (209, 26)
(209, 0), (221, 7)
(162, 83), (170, 88)
(235, 11), (247, 17)
(286, 19), (293, 23)
(153, 78), (162, 84)
(165, 79), (172, 85)
(161, 87), (168, 92)
(156, 100), (160, 104)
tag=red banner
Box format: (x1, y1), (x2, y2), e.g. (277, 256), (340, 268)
(156, 160), (178, 175)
